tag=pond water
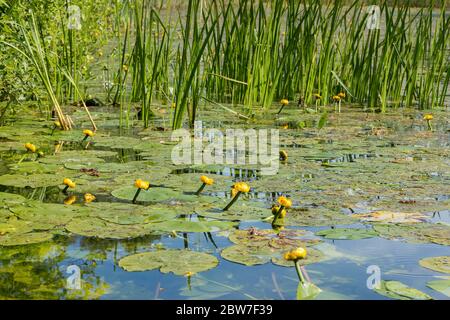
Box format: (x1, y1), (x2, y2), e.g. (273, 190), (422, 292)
(0, 105), (449, 300)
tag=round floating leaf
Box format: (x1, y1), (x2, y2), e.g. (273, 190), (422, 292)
(419, 256), (450, 274)
(0, 192), (27, 205)
(65, 161), (150, 174)
(145, 219), (237, 233)
(315, 228), (378, 240)
(66, 217), (156, 239)
(118, 250), (219, 275)
(374, 280), (433, 300)
(374, 223), (450, 245)
(426, 279), (450, 297)
(40, 150), (116, 164)
(196, 202), (272, 221)
(0, 219), (34, 235)
(85, 202), (180, 225)
(221, 228), (322, 266)
(0, 232), (53, 246)
(284, 207), (356, 227)
(11, 202), (89, 227)
(0, 173), (64, 188)
(111, 186), (215, 204)
(353, 211), (428, 223)
(93, 136), (143, 149)
(221, 244), (273, 266)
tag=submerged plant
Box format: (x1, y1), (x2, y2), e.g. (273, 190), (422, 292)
(62, 178), (76, 194)
(423, 114), (433, 131)
(132, 179), (150, 203)
(223, 182), (250, 211)
(195, 175), (214, 195)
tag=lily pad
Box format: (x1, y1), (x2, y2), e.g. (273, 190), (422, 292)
(196, 202), (272, 221)
(426, 279), (450, 297)
(284, 207), (356, 227)
(353, 211), (429, 223)
(374, 280), (433, 300)
(85, 202), (180, 225)
(0, 232), (53, 246)
(65, 217), (156, 239)
(373, 223), (450, 246)
(315, 228), (378, 240)
(0, 173), (65, 188)
(297, 281), (322, 300)
(145, 219), (237, 233)
(111, 186), (215, 203)
(419, 256), (450, 274)
(220, 228), (323, 266)
(118, 249), (219, 275)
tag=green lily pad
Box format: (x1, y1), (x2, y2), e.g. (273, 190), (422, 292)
(0, 173), (65, 188)
(118, 249), (219, 275)
(10, 202), (89, 227)
(65, 217), (156, 239)
(0, 218), (34, 235)
(0, 232), (53, 246)
(85, 202), (180, 225)
(419, 256), (450, 274)
(426, 279), (450, 297)
(373, 223), (450, 246)
(65, 161), (150, 173)
(0, 192), (27, 205)
(111, 186), (215, 203)
(145, 219), (237, 233)
(40, 150), (116, 164)
(196, 202), (272, 221)
(374, 280), (433, 300)
(93, 136), (143, 149)
(220, 228), (323, 266)
(315, 228), (378, 240)
(284, 207), (356, 227)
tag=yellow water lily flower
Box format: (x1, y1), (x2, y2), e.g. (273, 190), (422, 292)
(284, 247), (307, 261)
(134, 179), (150, 190)
(200, 175), (214, 186)
(279, 150), (288, 161)
(223, 182), (250, 210)
(184, 271), (195, 277)
(332, 95), (341, 102)
(24, 143), (37, 153)
(84, 193), (96, 203)
(423, 114), (433, 121)
(338, 92), (346, 99)
(280, 99), (289, 106)
(63, 178), (76, 189)
(313, 93), (322, 100)
(54, 121), (61, 128)
(234, 182), (250, 193)
(83, 129), (95, 137)
(64, 195), (77, 205)
(278, 196), (292, 208)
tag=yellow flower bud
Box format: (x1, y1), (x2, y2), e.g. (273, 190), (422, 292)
(63, 178), (76, 189)
(200, 175), (214, 185)
(284, 247), (307, 261)
(83, 129), (95, 137)
(24, 143), (37, 153)
(234, 182), (250, 193)
(423, 114), (433, 121)
(280, 99), (289, 106)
